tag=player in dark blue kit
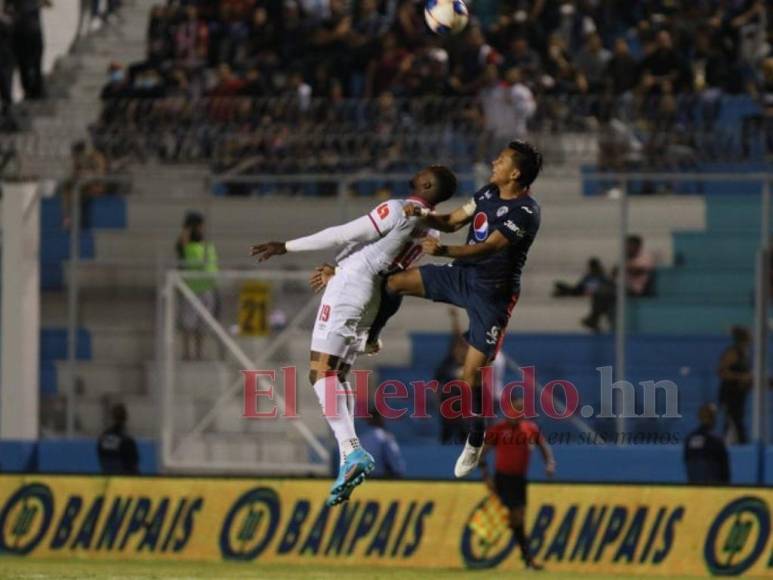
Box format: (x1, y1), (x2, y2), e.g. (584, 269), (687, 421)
(386, 141), (542, 477)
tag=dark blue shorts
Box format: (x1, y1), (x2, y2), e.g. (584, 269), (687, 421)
(419, 263), (518, 358)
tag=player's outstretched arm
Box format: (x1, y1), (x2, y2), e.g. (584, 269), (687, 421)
(422, 230), (510, 259)
(251, 213), (385, 262)
(251, 241), (287, 262)
(406, 200), (474, 233)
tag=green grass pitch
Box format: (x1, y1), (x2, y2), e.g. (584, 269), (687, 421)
(0, 558), (730, 580)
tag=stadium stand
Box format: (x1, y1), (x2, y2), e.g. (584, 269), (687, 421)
(0, 0), (769, 487)
(85, 0), (771, 177)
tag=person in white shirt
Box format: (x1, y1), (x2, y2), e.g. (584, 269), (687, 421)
(251, 165), (457, 505)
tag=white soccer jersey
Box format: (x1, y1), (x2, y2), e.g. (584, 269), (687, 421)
(336, 199), (437, 276)
(284, 196), (438, 360)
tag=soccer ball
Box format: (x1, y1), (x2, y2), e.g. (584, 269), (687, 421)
(424, 0), (469, 35)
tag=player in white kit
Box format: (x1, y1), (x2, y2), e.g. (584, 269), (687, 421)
(251, 166), (457, 505)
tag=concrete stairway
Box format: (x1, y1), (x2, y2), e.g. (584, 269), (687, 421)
(26, 0), (149, 180)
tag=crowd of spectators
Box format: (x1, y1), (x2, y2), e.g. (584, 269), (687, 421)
(93, 0), (772, 173)
(0, 0), (51, 130)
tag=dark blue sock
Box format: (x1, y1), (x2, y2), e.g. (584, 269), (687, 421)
(368, 282), (403, 344)
(469, 387), (485, 447)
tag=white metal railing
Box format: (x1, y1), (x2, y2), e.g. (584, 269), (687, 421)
(160, 269), (330, 475)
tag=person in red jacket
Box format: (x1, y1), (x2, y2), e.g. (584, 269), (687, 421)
(480, 395), (556, 570)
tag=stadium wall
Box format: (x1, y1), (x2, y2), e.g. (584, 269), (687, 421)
(0, 475), (770, 577)
(1, 441), (771, 486)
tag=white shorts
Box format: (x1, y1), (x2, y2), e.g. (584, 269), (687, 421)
(311, 268), (381, 364)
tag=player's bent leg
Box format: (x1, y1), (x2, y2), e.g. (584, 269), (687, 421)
(309, 351), (374, 506)
(385, 268), (426, 297)
(454, 345), (491, 478)
(364, 286), (403, 354)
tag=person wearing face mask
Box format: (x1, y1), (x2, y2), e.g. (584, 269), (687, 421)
(100, 62), (129, 99)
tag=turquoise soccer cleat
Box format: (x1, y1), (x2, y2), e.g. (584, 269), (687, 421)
(326, 448), (375, 506)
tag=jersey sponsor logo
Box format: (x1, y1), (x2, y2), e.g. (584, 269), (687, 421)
(496, 206), (509, 217)
(484, 190), (492, 199)
(473, 212), (489, 242)
(376, 204), (390, 220)
(485, 325), (501, 345)
(504, 220), (526, 238)
(319, 305), (331, 322)
(520, 206), (534, 215)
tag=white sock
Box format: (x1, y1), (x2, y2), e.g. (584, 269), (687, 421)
(334, 382), (358, 465)
(313, 377), (359, 464)
(342, 381), (357, 429)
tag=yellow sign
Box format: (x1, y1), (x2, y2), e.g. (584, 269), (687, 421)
(0, 475), (771, 576)
(238, 281), (271, 336)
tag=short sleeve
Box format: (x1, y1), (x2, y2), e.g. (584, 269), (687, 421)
(526, 422), (543, 444)
(367, 200), (404, 237)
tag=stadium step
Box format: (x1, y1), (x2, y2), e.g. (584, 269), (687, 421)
(121, 195), (705, 235)
(128, 164), (211, 198)
(42, 289), (155, 328)
(392, 298), (589, 332)
(170, 433), (318, 471)
(92, 229), (679, 274)
(54, 360), (146, 398)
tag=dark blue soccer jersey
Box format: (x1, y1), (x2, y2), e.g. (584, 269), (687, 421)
(454, 184), (541, 294)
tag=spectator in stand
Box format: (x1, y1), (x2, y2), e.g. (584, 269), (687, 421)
(553, 257), (610, 298)
(366, 32), (409, 97)
(575, 32), (610, 93)
(93, 0), (772, 172)
(761, 57), (773, 153)
(684, 403), (730, 484)
(625, 234), (656, 295)
(284, 70), (312, 111)
(481, 66), (536, 141)
(718, 326), (752, 445)
(639, 30), (692, 95)
(581, 235), (655, 333)
(605, 38), (639, 97)
(91, 0), (122, 27)
(174, 5), (209, 69)
(8, 0), (50, 101)
(97, 403), (139, 475)
(100, 62), (130, 99)
(61, 140), (109, 229)
(208, 62), (245, 96)
(502, 37), (541, 79)
(450, 26), (499, 95)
